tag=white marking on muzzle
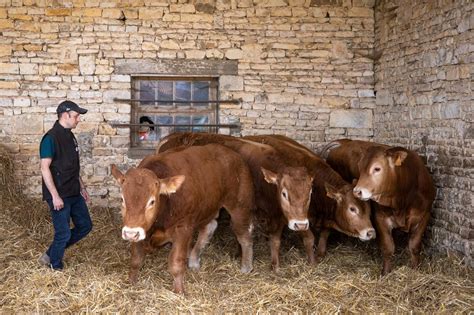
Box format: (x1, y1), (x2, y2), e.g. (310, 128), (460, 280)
(122, 226), (146, 242)
(288, 219), (309, 231)
(356, 187), (372, 200)
(359, 228), (376, 241)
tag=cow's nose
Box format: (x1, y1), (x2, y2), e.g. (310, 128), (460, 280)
(366, 228), (376, 240)
(294, 222), (309, 231)
(124, 230), (139, 240)
(353, 187), (362, 198)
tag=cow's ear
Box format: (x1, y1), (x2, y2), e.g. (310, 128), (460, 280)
(261, 167), (278, 184)
(111, 164), (125, 185)
(159, 175), (185, 195)
(325, 182), (342, 202)
(386, 148), (408, 167)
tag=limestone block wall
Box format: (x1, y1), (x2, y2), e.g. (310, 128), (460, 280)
(0, 0), (375, 203)
(374, 0), (473, 264)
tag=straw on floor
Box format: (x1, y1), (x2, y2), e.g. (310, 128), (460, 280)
(0, 147), (472, 313)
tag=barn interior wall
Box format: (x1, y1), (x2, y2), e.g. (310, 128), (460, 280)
(0, 0), (471, 264)
(374, 0), (473, 265)
(0, 0), (375, 201)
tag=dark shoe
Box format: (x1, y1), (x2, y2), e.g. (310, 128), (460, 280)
(38, 253), (50, 266)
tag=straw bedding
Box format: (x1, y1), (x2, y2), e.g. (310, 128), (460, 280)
(1, 148), (472, 313)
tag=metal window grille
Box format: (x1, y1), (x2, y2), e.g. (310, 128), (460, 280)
(130, 76), (219, 148)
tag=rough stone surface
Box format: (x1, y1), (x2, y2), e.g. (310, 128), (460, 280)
(329, 109), (372, 128)
(374, 0), (473, 266)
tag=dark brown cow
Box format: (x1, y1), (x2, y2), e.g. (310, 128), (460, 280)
(157, 132), (315, 271)
(111, 144), (254, 294)
(323, 139), (435, 275)
(244, 135), (375, 259)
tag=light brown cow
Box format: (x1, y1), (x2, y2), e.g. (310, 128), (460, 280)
(111, 144), (254, 294)
(323, 139), (435, 275)
(157, 132), (315, 271)
(244, 135), (375, 259)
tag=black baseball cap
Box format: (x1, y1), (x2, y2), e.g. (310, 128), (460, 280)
(56, 100), (88, 114)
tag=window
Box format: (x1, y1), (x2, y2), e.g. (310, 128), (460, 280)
(131, 77), (219, 148)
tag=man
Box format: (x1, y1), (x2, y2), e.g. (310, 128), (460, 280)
(138, 115), (155, 141)
(38, 100), (92, 270)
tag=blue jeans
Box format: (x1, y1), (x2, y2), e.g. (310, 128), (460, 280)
(46, 195), (92, 269)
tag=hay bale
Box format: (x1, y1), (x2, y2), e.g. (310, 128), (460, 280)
(0, 148), (472, 313)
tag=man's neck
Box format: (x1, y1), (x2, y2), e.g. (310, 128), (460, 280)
(58, 119), (70, 130)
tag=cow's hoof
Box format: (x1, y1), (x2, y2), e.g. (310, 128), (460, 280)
(128, 275), (138, 284)
(188, 258), (200, 271)
(240, 264), (253, 273)
(314, 254), (325, 264)
(271, 266), (280, 274)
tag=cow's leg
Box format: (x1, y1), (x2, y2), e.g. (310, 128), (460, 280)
(375, 213), (395, 276)
(168, 229), (193, 294)
(300, 229), (315, 265)
(269, 223), (285, 272)
(188, 219), (218, 271)
(229, 212), (254, 273)
(129, 241), (145, 283)
(315, 228), (331, 261)
(408, 211), (430, 269)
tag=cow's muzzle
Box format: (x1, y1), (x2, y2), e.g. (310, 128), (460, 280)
(288, 219), (309, 231)
(359, 228), (376, 241)
(122, 226), (146, 242)
(353, 186), (371, 201)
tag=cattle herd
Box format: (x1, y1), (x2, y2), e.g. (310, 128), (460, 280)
(111, 133), (435, 294)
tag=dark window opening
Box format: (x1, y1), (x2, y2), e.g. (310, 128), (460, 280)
(131, 77), (219, 148)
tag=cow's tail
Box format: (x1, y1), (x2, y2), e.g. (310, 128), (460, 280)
(319, 140), (341, 159)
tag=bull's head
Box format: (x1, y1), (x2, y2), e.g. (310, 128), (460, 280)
(325, 182), (375, 241)
(261, 166), (313, 231)
(353, 147), (408, 202)
(111, 164), (185, 242)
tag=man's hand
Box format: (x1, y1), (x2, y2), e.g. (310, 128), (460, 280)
(81, 187), (90, 203)
(52, 195), (64, 210)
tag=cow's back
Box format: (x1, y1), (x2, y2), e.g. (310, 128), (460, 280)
(157, 132), (235, 154)
(243, 135), (350, 205)
(157, 133), (282, 188)
(244, 135), (327, 177)
(141, 144), (254, 227)
(324, 139), (388, 182)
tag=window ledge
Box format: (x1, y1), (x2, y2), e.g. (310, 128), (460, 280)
(127, 147), (155, 159)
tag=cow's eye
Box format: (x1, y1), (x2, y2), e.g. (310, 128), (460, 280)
(373, 167), (381, 173)
(147, 198), (155, 208)
(282, 190), (288, 200)
(349, 206), (357, 213)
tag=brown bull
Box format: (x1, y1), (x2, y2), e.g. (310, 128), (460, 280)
(111, 144), (254, 294)
(157, 132), (314, 271)
(323, 139), (435, 275)
(244, 135), (375, 259)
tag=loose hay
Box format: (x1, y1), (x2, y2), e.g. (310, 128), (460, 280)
(0, 148), (473, 313)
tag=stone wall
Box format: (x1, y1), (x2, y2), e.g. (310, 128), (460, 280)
(374, 0), (473, 264)
(0, 0), (375, 203)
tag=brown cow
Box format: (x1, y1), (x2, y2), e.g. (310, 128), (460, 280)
(323, 139), (435, 275)
(157, 132), (315, 271)
(244, 135), (375, 259)
(111, 144), (254, 294)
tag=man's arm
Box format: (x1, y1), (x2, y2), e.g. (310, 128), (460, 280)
(40, 158), (64, 210)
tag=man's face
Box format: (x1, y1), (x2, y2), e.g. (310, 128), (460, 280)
(63, 111), (81, 129)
